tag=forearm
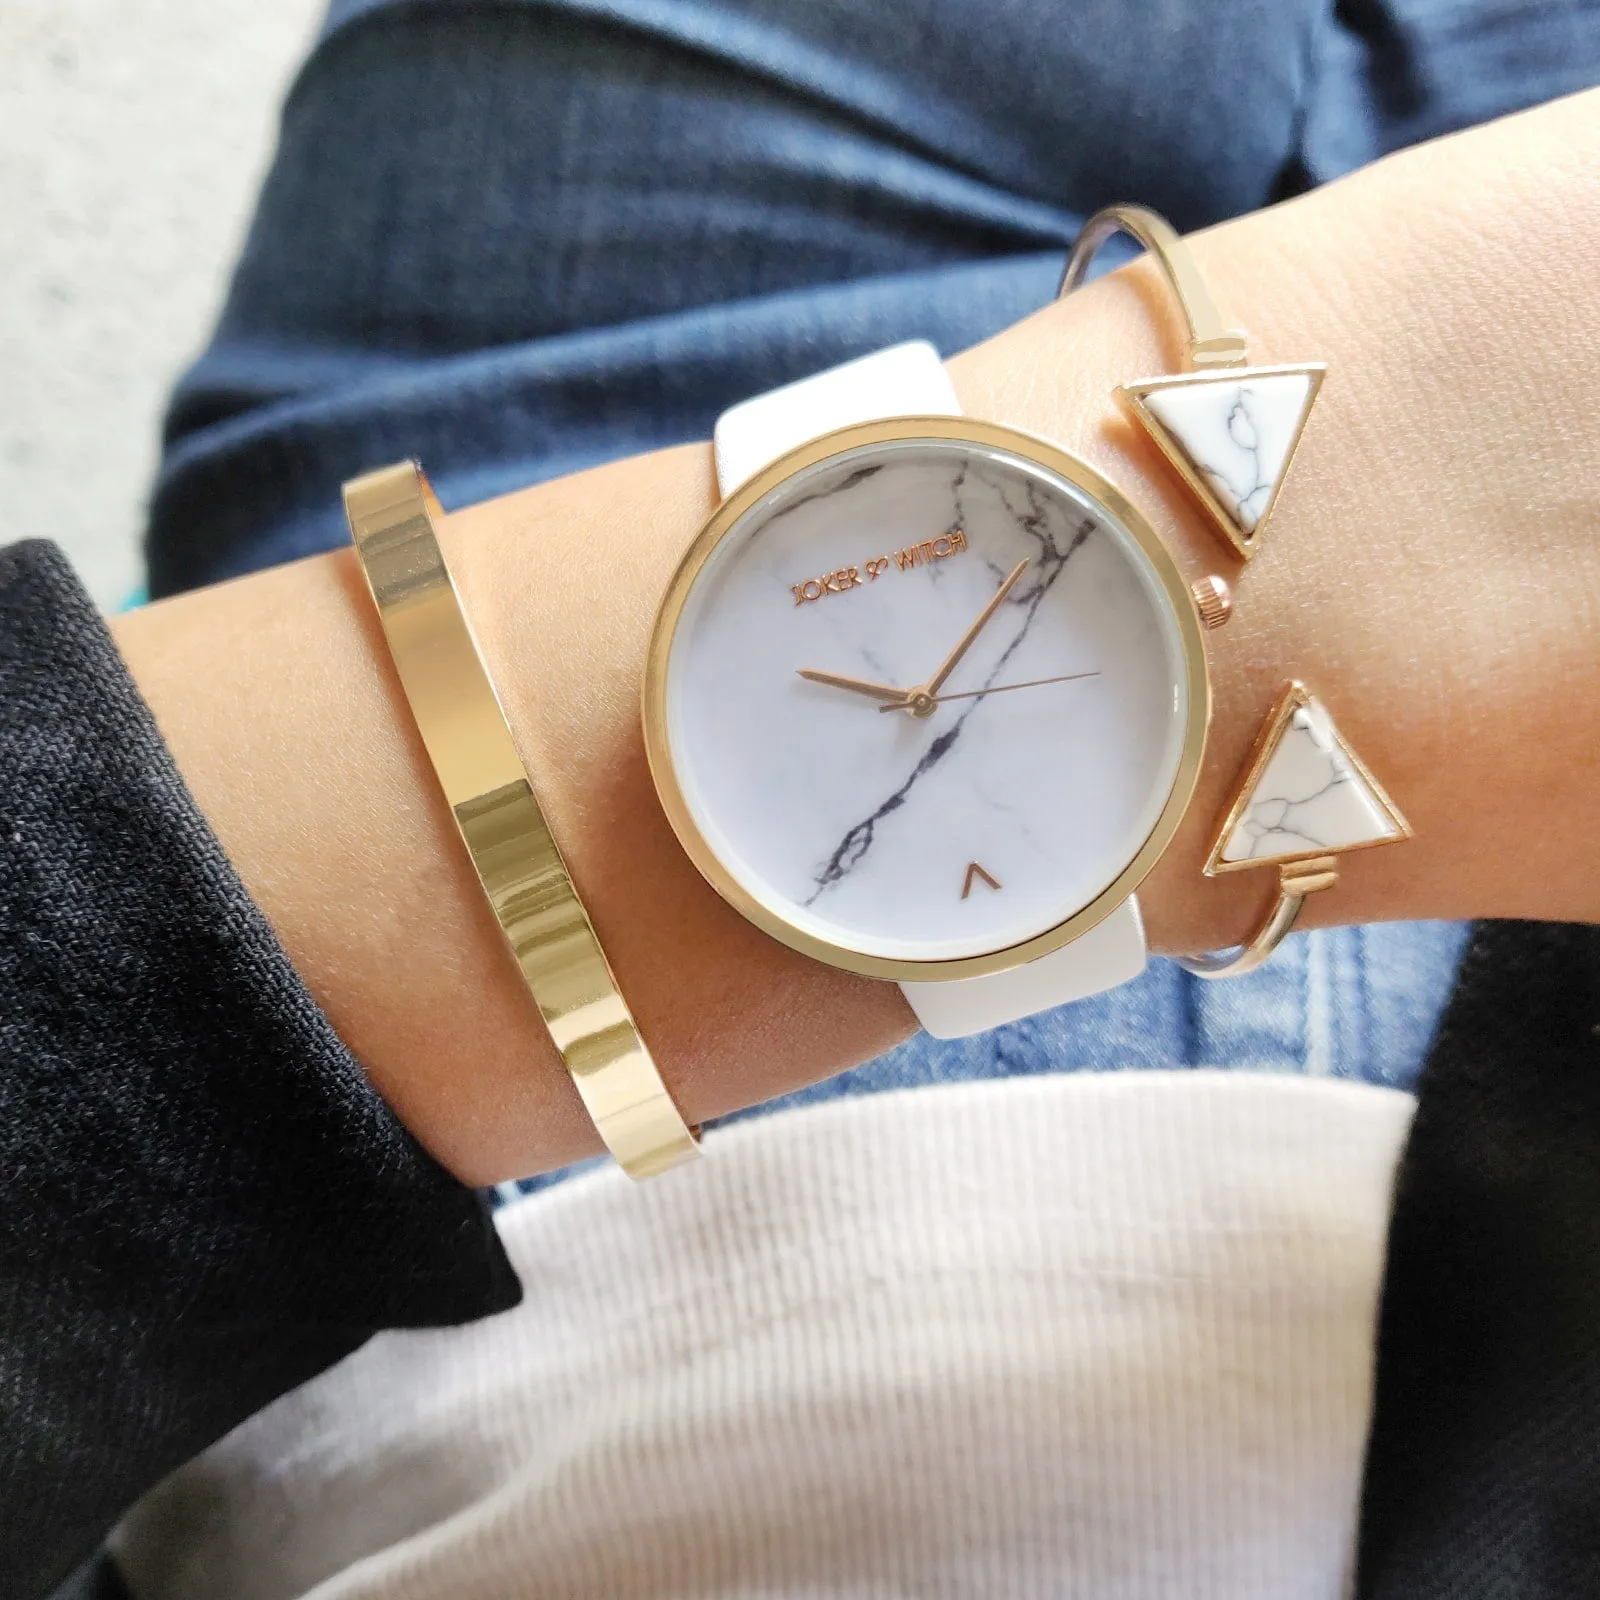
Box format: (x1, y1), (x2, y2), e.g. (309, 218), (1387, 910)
(113, 90), (1600, 1185)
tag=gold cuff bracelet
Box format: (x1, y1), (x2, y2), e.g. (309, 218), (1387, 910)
(343, 461), (699, 1180)
(1061, 208), (1407, 978)
(1058, 202), (1325, 564)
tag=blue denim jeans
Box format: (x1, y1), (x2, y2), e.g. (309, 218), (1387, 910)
(147, 0), (1597, 1183)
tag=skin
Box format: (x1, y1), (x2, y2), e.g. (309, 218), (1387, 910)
(113, 90), (1600, 1186)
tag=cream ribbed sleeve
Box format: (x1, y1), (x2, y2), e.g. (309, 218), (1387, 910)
(117, 1072), (1413, 1600)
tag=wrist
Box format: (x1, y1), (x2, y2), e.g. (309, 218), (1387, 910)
(954, 105), (1600, 950)
(444, 449), (918, 1175)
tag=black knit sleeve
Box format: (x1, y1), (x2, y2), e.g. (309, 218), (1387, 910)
(0, 541), (521, 1599)
(1358, 919), (1600, 1598)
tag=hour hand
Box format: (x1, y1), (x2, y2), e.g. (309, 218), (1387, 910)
(796, 668), (909, 705)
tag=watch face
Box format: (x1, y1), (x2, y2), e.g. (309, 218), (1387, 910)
(645, 418), (1208, 979)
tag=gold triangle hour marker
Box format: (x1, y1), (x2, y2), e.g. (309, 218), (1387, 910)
(961, 861), (1002, 899)
(1115, 363), (1325, 559)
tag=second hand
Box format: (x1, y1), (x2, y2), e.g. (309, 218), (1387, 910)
(878, 669), (1101, 711)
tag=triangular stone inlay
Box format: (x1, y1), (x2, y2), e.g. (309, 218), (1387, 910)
(1213, 687), (1409, 871)
(1120, 366), (1323, 556)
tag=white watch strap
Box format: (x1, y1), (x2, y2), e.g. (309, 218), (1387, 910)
(712, 341), (1149, 1037)
(901, 897), (1148, 1039)
(713, 340), (960, 497)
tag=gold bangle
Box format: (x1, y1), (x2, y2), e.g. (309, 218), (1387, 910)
(342, 461), (699, 1180)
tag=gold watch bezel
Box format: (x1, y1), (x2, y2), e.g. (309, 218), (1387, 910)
(641, 415), (1211, 984)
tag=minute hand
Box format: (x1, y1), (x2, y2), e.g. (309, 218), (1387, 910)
(904, 557), (1028, 716)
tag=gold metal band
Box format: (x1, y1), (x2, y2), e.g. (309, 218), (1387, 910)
(1060, 203), (1327, 567)
(343, 461), (699, 1180)
(1174, 857), (1338, 980)
(1057, 202), (1247, 369)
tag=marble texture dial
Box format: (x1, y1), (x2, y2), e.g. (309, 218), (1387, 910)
(660, 437), (1193, 965)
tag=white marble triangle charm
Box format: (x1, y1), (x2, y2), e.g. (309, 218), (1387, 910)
(1205, 681), (1410, 875)
(1117, 364), (1325, 559)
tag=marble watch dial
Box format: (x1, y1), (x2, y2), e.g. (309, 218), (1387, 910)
(661, 436), (1193, 965)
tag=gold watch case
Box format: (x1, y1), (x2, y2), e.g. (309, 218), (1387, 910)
(642, 414), (1213, 985)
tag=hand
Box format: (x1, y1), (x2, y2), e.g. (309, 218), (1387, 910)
(795, 667), (910, 704)
(876, 669), (1100, 710)
(898, 558), (1028, 716)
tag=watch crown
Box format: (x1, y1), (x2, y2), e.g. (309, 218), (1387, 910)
(1191, 575), (1233, 629)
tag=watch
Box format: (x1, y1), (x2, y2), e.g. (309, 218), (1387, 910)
(641, 334), (1212, 1039)
(639, 205), (1400, 1045)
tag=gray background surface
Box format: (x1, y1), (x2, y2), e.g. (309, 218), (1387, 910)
(1, 0), (323, 608)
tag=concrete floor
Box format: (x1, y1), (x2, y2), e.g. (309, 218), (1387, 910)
(0, 0), (323, 608)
